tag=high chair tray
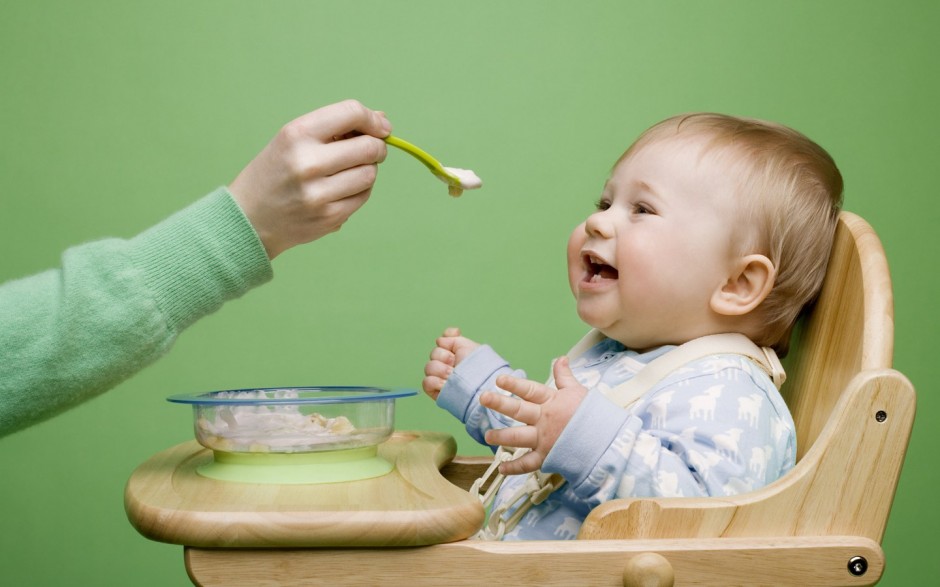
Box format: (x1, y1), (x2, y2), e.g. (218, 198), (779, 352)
(124, 431), (484, 547)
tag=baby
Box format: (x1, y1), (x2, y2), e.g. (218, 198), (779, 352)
(423, 113), (843, 540)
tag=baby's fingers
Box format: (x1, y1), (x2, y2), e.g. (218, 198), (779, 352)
(435, 327), (461, 350)
(429, 346), (455, 367)
(436, 335), (460, 354)
(552, 356), (579, 389)
(424, 359), (453, 381)
(495, 375), (554, 405)
(423, 358), (454, 400)
(421, 375), (445, 400)
(485, 423), (538, 450)
(481, 391), (541, 425)
(499, 449), (543, 476)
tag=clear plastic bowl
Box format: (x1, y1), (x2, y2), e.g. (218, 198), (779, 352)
(167, 387), (417, 454)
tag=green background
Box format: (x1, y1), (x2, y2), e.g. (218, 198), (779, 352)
(1, 1), (936, 585)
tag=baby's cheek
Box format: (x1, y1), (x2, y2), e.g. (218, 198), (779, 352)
(566, 224), (586, 294)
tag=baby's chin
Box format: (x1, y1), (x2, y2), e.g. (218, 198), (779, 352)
(576, 313), (660, 351)
(575, 305), (604, 329)
(575, 311), (622, 343)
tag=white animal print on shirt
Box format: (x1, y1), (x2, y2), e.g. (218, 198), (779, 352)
(713, 428), (744, 458)
(647, 389), (676, 428)
(771, 416), (788, 443)
(723, 476), (755, 496)
(574, 368), (602, 389)
(737, 393), (765, 428)
(611, 355), (647, 379)
(655, 470), (683, 497)
(749, 445), (773, 479)
(689, 385), (723, 420)
(687, 449), (723, 482)
(446, 338), (796, 540)
(553, 517), (581, 539)
(633, 434), (661, 469)
(616, 474), (637, 498)
(611, 428), (636, 459)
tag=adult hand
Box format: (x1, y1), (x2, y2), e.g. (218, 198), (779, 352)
(422, 327), (481, 401)
(229, 99), (392, 259)
(482, 356), (587, 475)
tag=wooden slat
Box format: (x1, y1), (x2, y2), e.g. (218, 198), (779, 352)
(185, 536), (884, 587)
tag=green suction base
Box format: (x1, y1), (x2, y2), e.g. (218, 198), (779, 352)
(197, 445), (392, 485)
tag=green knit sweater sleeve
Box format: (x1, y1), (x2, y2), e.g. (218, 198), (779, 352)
(0, 187), (273, 437)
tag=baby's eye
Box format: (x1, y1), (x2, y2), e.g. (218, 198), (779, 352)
(633, 202), (654, 215)
(594, 198), (612, 211)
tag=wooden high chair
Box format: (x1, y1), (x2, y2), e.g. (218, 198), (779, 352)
(139, 212), (915, 586)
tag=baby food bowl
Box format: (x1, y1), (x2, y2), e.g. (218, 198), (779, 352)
(168, 386), (417, 485)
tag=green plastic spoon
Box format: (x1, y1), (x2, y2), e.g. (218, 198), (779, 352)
(384, 135), (482, 197)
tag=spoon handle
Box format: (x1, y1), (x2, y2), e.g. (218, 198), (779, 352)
(384, 135), (455, 182)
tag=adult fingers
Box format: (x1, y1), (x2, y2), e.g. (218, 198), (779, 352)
(301, 164), (379, 209)
(285, 185), (372, 244)
(296, 134), (387, 180)
(291, 99), (392, 143)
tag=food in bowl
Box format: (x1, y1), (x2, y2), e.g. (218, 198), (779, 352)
(168, 387), (416, 454)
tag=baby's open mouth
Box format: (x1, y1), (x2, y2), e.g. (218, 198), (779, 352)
(583, 254), (619, 282)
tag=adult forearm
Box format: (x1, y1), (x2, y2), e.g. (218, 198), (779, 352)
(0, 188), (272, 437)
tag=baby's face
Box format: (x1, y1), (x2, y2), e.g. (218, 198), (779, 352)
(567, 135), (741, 350)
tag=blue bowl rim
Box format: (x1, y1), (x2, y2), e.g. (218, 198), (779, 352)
(167, 386), (417, 406)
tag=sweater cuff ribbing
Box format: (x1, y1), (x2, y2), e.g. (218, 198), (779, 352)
(128, 187), (273, 333)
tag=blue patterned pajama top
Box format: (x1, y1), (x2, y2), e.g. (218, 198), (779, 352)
(436, 336), (796, 540)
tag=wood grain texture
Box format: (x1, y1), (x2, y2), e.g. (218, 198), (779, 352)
(130, 213), (914, 586)
(125, 431), (484, 547)
(185, 536), (884, 587)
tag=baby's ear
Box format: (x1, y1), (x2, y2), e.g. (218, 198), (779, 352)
(710, 254), (776, 316)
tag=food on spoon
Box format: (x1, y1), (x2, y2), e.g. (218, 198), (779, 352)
(441, 167), (483, 197)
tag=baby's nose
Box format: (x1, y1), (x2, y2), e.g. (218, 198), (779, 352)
(584, 210), (614, 238)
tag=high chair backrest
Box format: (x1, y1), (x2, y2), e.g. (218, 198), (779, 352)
(579, 211), (915, 550)
(781, 211), (894, 461)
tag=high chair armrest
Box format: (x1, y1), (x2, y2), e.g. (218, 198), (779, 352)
(579, 369), (915, 543)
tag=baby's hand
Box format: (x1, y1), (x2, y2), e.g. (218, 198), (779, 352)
(481, 356), (587, 475)
(422, 327), (480, 401)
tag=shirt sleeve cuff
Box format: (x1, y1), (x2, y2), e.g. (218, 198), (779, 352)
(437, 344), (509, 422)
(542, 389), (631, 488)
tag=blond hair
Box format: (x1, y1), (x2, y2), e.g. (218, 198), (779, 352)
(621, 113), (843, 355)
